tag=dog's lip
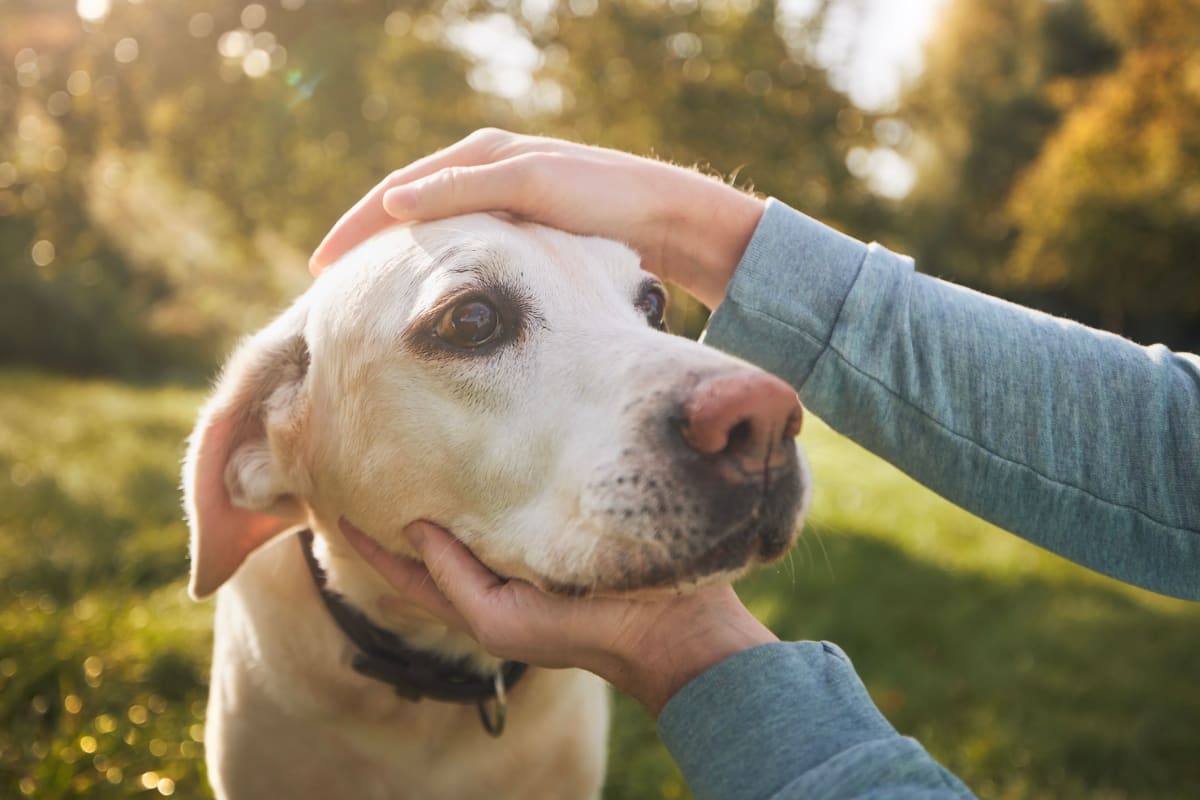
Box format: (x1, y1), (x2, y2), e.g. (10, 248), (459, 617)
(540, 511), (792, 598)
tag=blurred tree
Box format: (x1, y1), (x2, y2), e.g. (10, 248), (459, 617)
(0, 0), (491, 376)
(898, 0), (1119, 286)
(2, 0), (876, 375)
(1007, 0), (1200, 336)
(898, 0), (1199, 346)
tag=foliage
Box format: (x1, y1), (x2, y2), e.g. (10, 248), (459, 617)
(1006, 4), (1200, 334)
(0, 0), (499, 376)
(3, 369), (1199, 799)
(899, 0), (1199, 346)
(0, 370), (211, 797)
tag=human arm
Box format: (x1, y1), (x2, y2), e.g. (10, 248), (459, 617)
(344, 519), (974, 799)
(707, 200), (1200, 600)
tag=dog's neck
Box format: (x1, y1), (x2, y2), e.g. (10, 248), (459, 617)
(296, 529), (525, 714)
(303, 518), (503, 677)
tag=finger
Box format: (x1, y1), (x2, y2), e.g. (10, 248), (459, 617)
(381, 155), (547, 223)
(308, 189), (394, 275)
(338, 518), (468, 628)
(309, 129), (528, 274)
(403, 521), (512, 622)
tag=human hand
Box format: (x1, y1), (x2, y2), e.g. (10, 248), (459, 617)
(339, 518), (777, 716)
(309, 129), (765, 309)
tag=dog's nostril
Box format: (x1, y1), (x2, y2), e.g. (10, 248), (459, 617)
(725, 419), (752, 455)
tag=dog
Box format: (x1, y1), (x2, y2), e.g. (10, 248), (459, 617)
(183, 213), (811, 799)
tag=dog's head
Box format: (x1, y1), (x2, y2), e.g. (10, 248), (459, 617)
(184, 214), (810, 602)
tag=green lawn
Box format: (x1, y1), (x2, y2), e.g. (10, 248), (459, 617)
(2, 369), (1197, 799)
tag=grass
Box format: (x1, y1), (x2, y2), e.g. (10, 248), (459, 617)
(2, 368), (1197, 799)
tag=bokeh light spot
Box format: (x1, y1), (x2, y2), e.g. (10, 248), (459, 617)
(242, 49), (271, 78)
(67, 70), (92, 96)
(219, 30), (252, 59)
(114, 37), (139, 64)
(32, 240), (56, 267)
(241, 3), (267, 29)
(76, 0), (110, 22)
(385, 11), (411, 37)
(188, 13), (214, 38)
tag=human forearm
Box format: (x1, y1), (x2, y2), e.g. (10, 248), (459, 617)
(705, 200), (1200, 600)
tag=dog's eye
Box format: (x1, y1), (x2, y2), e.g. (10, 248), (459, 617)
(436, 299), (501, 347)
(636, 286), (668, 331)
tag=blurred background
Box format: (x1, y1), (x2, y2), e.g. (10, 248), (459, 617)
(1, 0), (1197, 798)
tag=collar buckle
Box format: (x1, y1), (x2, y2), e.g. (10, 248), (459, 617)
(476, 670), (508, 737)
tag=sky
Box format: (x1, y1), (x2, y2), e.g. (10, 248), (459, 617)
(812, 0), (951, 112)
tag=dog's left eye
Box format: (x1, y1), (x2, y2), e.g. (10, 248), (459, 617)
(636, 286), (668, 331)
(436, 299), (502, 347)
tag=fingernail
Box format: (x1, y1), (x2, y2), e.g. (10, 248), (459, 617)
(382, 187), (415, 215)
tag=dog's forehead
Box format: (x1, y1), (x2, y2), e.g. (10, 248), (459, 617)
(310, 214), (646, 342)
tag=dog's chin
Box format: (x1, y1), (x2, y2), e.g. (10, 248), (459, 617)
(533, 516), (800, 599)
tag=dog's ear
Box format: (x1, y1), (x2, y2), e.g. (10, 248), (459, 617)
(184, 302), (312, 599)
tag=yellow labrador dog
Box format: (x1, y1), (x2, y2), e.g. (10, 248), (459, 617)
(184, 214), (810, 800)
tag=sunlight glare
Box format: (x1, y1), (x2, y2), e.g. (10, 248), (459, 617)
(76, 0), (111, 22)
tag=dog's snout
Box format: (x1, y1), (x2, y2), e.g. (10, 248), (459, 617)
(677, 371), (802, 469)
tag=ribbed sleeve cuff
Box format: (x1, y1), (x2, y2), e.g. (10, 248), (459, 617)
(703, 198), (870, 391)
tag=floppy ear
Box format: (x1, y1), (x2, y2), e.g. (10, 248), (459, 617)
(183, 302), (312, 599)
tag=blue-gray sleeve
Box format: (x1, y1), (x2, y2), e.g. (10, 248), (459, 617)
(657, 642), (974, 799)
(705, 199), (1200, 601)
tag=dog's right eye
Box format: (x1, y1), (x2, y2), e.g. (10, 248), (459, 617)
(435, 299), (502, 348)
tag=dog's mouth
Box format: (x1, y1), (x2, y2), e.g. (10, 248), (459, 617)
(530, 452), (806, 597)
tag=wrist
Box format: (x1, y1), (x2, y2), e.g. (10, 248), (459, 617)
(601, 587), (777, 716)
(659, 177), (764, 309)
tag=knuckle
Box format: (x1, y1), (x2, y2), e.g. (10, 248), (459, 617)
(385, 167), (408, 187)
(468, 127), (525, 158)
(466, 127), (506, 153)
(436, 165), (465, 200)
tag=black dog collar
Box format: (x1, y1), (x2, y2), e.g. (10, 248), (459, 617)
(297, 529), (527, 736)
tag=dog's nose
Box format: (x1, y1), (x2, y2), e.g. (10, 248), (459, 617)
(678, 370), (802, 471)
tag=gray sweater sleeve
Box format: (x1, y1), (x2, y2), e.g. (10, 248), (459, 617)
(658, 642), (973, 800)
(705, 199), (1200, 601)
